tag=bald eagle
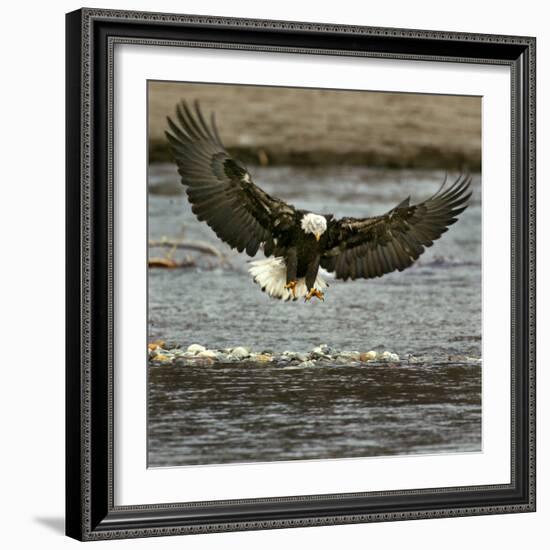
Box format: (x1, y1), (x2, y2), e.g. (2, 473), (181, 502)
(165, 101), (472, 302)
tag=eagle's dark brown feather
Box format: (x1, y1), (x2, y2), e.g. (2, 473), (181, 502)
(321, 174), (472, 280)
(165, 101), (295, 256)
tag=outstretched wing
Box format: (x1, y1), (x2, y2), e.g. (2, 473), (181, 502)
(321, 174), (472, 280)
(165, 101), (296, 256)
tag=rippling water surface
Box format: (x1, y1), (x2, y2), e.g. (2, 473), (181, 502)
(148, 166), (482, 467)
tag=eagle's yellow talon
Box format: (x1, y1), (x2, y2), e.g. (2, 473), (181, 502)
(305, 288), (324, 302)
(284, 280), (298, 298)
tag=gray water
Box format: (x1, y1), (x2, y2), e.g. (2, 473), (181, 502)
(148, 165), (482, 467)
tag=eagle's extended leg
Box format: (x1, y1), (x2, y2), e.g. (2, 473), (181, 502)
(305, 288), (324, 302)
(284, 280), (298, 298)
(284, 248), (298, 298)
(304, 255), (324, 302)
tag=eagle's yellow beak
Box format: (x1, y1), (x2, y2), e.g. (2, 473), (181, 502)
(315, 233), (321, 242)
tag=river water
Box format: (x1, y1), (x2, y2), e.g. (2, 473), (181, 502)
(147, 165), (482, 467)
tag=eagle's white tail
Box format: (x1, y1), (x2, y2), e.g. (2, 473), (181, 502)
(248, 257), (327, 301)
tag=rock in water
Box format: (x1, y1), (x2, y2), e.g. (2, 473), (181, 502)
(381, 351), (400, 362)
(311, 345), (331, 359)
(153, 353), (173, 363)
(360, 351), (378, 362)
(252, 354), (273, 362)
(175, 356), (214, 367)
(187, 344), (206, 354)
(198, 350), (218, 359)
(229, 346), (250, 360)
(338, 351), (361, 361)
(148, 340), (166, 351)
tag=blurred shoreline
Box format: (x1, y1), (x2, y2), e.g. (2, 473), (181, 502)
(149, 81), (481, 170)
(149, 142), (481, 170)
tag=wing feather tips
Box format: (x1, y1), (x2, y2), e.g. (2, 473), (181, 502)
(210, 113), (224, 147)
(177, 102), (206, 141)
(433, 173), (472, 202)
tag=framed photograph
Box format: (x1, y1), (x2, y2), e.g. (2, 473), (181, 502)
(66, 8), (536, 541)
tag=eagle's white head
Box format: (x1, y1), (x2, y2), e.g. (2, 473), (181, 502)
(301, 213), (327, 242)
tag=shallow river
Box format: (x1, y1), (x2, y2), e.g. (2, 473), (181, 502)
(147, 165), (482, 467)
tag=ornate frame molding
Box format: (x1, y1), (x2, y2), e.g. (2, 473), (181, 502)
(66, 8), (536, 541)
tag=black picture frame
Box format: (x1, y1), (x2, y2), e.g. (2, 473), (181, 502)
(66, 7), (536, 541)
